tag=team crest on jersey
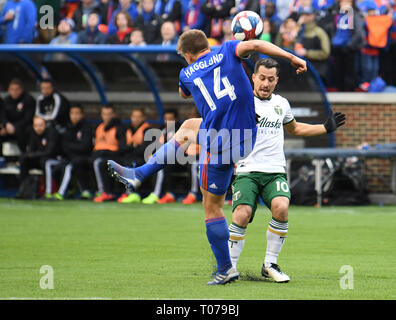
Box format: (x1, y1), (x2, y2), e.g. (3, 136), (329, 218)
(274, 105), (283, 116)
(232, 190), (241, 202)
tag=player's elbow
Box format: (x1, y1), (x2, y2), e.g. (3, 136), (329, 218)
(179, 88), (190, 99)
(286, 127), (299, 136)
(248, 40), (263, 53)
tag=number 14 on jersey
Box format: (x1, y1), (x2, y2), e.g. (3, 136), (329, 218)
(193, 67), (237, 111)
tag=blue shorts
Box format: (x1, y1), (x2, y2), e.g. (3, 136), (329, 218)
(199, 151), (235, 195)
(198, 127), (257, 196)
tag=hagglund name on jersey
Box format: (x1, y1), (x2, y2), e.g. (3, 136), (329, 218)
(237, 94), (294, 174)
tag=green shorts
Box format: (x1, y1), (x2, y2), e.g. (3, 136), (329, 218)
(231, 172), (291, 222)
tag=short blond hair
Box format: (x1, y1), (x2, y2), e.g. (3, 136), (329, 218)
(177, 29), (209, 56)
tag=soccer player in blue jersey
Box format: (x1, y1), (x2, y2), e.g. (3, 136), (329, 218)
(108, 29), (307, 285)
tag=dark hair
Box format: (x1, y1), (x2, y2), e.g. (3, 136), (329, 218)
(8, 78), (24, 89)
(132, 28), (144, 34)
(115, 10), (133, 29)
(254, 58), (280, 76)
(131, 107), (146, 116)
(164, 108), (178, 119)
(101, 104), (115, 111)
(70, 103), (84, 112)
(177, 29), (209, 56)
(40, 78), (55, 87)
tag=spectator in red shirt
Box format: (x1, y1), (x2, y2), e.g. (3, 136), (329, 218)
(106, 10), (133, 44)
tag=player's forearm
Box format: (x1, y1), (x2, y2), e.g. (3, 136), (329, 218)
(289, 122), (327, 137)
(241, 40), (294, 61)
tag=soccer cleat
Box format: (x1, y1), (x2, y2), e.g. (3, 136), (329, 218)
(107, 160), (142, 191)
(261, 263), (290, 283)
(120, 193), (141, 204)
(157, 193), (176, 204)
(53, 192), (64, 200)
(142, 193), (159, 204)
(93, 192), (115, 203)
(44, 193), (53, 200)
(182, 193), (196, 204)
(117, 193), (128, 203)
(80, 190), (91, 199)
(207, 267), (239, 285)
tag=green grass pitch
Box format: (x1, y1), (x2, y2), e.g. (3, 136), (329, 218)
(0, 199), (395, 300)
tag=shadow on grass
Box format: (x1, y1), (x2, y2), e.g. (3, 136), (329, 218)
(239, 271), (273, 282)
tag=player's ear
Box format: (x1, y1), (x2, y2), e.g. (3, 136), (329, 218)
(252, 73), (256, 82)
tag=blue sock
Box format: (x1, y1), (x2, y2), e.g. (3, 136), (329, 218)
(136, 139), (181, 180)
(205, 216), (232, 273)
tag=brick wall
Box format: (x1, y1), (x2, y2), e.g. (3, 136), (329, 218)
(332, 104), (396, 193)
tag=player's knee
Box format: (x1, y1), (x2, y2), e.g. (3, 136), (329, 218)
(271, 197), (289, 221)
(232, 204), (252, 227)
(175, 118), (201, 145)
(179, 118), (201, 132)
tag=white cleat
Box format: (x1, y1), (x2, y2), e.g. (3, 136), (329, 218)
(261, 263), (290, 283)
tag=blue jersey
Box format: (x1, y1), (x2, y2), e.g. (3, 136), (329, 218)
(179, 40), (257, 156)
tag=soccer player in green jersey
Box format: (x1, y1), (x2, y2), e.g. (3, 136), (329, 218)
(228, 58), (346, 282)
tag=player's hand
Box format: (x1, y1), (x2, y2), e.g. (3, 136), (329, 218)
(255, 112), (260, 123)
(324, 111), (346, 133)
(290, 55), (307, 74)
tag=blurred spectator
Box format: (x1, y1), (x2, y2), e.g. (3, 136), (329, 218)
(34, 0), (60, 44)
(274, 17), (299, 50)
(276, 0), (293, 20)
(129, 27), (146, 45)
(359, 1), (392, 86)
(160, 20), (178, 45)
(35, 79), (71, 133)
(0, 0), (37, 43)
(294, 6), (330, 80)
(181, 0), (206, 32)
(17, 116), (60, 198)
(117, 107), (152, 203)
(72, 0), (105, 32)
(49, 18), (78, 45)
(261, 1), (282, 30)
(92, 105), (126, 202)
(155, 109), (182, 204)
(100, 0), (119, 26)
(76, 11), (107, 44)
(261, 17), (277, 42)
(201, 0), (234, 41)
(289, 0), (314, 15)
(357, 0), (378, 12)
(382, 3), (396, 86)
(0, 78), (35, 153)
(221, 17), (233, 42)
(106, 10), (133, 44)
(312, 0), (335, 11)
(229, 0), (259, 17)
(45, 104), (93, 200)
(107, 0), (139, 36)
(133, 0), (163, 44)
(321, 0), (365, 91)
(154, 0), (182, 32)
(156, 21), (178, 61)
(0, 0), (7, 13)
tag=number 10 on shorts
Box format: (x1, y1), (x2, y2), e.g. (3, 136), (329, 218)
(276, 180), (289, 193)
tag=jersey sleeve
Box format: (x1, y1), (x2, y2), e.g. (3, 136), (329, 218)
(225, 40), (242, 59)
(178, 70), (191, 97)
(282, 98), (295, 124)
